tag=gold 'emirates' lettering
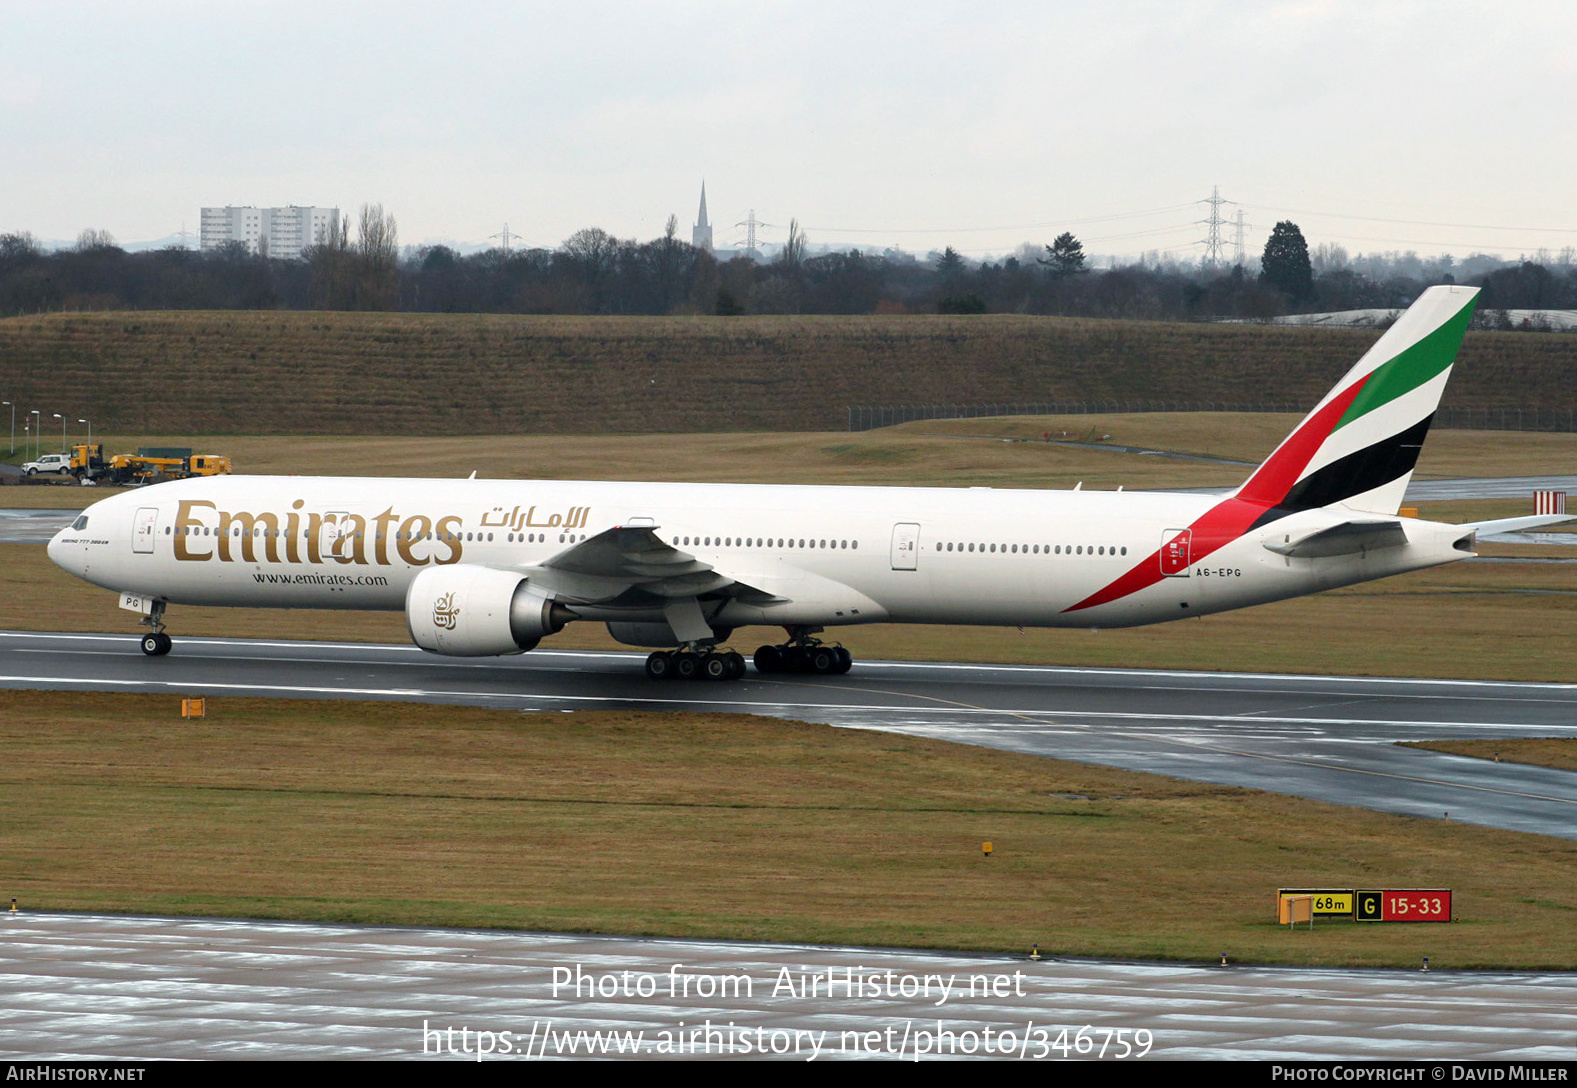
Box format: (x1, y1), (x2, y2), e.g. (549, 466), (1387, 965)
(217, 509), (280, 563)
(396, 514), (432, 566)
(329, 513), (369, 565)
(285, 500), (304, 564)
(174, 499), (477, 568)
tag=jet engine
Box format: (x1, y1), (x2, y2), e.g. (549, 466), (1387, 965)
(406, 564), (571, 656)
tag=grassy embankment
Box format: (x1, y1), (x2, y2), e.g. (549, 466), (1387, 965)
(6, 690), (1575, 969)
(3, 310), (1577, 436)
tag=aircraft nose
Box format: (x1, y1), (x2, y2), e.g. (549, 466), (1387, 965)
(46, 510), (88, 574)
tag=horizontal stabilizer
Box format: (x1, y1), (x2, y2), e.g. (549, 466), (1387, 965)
(1463, 513), (1576, 538)
(1263, 519), (1408, 558)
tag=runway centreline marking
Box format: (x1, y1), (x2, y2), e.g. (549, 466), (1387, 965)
(3, 672), (1574, 735)
(5, 630), (1577, 693)
(14, 643), (1577, 713)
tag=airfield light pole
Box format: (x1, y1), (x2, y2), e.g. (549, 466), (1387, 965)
(30, 410), (41, 461)
(3, 401), (12, 455)
(78, 418), (90, 447)
(53, 413), (65, 453)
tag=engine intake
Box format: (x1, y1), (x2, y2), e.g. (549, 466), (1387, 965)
(406, 564), (571, 656)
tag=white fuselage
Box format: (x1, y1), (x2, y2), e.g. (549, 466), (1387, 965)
(48, 474), (1474, 638)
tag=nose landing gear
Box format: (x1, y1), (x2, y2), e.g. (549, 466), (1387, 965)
(137, 600), (172, 656)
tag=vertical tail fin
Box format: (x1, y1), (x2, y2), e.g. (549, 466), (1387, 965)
(1236, 284), (1479, 517)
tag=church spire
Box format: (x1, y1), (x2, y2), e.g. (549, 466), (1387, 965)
(692, 182), (713, 251)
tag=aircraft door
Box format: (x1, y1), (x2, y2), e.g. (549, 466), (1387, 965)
(132, 507), (159, 554)
(1160, 528), (1191, 576)
(890, 522), (920, 570)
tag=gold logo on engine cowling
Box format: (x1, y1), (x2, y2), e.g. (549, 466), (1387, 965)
(433, 592), (460, 630)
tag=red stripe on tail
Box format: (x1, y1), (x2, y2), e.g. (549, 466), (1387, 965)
(1065, 376), (1369, 615)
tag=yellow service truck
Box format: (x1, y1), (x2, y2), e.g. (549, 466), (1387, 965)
(70, 444), (233, 485)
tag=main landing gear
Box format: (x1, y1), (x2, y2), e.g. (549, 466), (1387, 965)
(138, 600), (172, 656)
(752, 628), (853, 676)
(645, 647), (748, 681)
(642, 628), (856, 681)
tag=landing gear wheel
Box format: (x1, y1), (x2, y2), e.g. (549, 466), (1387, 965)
(140, 632), (171, 656)
(835, 647), (853, 674)
(702, 654), (731, 681)
(810, 647), (839, 675)
(645, 651), (674, 679)
(674, 653), (700, 680)
(753, 645), (782, 674)
(726, 651), (746, 680)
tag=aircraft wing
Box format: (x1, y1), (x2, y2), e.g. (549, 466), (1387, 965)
(521, 524), (786, 605)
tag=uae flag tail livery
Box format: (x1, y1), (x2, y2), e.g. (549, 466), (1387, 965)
(45, 283), (1575, 678)
(1068, 285), (1555, 615)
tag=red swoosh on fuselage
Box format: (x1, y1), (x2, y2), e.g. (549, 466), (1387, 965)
(1063, 376), (1369, 614)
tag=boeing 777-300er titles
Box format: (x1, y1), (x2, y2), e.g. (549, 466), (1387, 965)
(46, 285), (1568, 681)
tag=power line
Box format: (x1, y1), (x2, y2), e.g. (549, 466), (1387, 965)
(800, 203), (1198, 236)
(489, 223), (522, 252)
(734, 210), (763, 252)
(1198, 186), (1237, 268)
(1267, 207), (1577, 235)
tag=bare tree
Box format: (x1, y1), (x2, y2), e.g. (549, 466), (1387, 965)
(357, 204), (398, 266)
(355, 204), (399, 309)
(777, 218), (806, 269)
(74, 228), (119, 252)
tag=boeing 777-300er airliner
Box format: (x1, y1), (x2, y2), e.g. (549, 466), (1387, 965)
(46, 285), (1568, 681)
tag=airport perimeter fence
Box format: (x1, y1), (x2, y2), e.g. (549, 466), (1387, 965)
(847, 403), (1577, 434)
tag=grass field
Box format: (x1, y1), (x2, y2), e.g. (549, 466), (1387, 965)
(5, 690), (1574, 968)
(6, 411), (1577, 493)
(3, 310), (1575, 436)
(1406, 739), (1577, 773)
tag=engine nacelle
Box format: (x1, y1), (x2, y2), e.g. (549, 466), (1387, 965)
(406, 564), (571, 656)
(605, 620), (734, 647)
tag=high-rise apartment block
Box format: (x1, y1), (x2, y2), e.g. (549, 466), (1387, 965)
(199, 206), (340, 260)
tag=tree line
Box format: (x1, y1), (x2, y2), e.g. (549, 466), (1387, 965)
(2, 214), (1573, 323)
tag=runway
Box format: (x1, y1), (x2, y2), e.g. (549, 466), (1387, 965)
(3, 630), (1575, 839)
(3, 912), (1574, 1060)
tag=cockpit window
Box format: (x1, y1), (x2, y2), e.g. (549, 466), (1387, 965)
(71, 516), (89, 531)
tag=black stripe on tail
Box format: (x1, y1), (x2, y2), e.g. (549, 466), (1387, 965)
(1249, 414), (1434, 530)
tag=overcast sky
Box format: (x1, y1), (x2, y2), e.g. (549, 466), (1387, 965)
(4, 1), (1575, 262)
